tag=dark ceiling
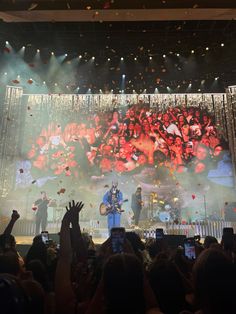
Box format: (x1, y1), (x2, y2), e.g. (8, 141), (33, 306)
(0, 0), (236, 11)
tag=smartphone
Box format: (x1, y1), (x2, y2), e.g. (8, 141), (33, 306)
(184, 238), (196, 260)
(223, 227), (234, 235)
(111, 227), (125, 253)
(41, 231), (49, 244)
(156, 228), (164, 240)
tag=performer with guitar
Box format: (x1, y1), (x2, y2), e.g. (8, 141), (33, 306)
(101, 181), (124, 234)
(32, 191), (52, 235)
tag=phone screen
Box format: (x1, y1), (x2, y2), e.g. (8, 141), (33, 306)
(184, 238), (196, 260)
(156, 228), (164, 240)
(111, 227), (125, 253)
(41, 231), (49, 244)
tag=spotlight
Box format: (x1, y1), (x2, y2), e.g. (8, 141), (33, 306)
(176, 53), (180, 57)
(120, 57), (124, 61)
(4, 72), (7, 75)
(191, 50), (194, 54)
(163, 54), (166, 58)
(37, 49), (40, 53)
(215, 77), (219, 80)
(43, 81), (46, 84)
(22, 46), (25, 49)
(92, 56), (95, 60)
(149, 56), (152, 60)
(107, 58), (110, 61)
(55, 83), (57, 86)
(5, 41), (9, 45)
(134, 57), (137, 61)
(122, 74), (126, 78)
(79, 55), (82, 58)
(206, 47), (209, 51)
(65, 53), (68, 57)
(221, 43), (224, 47)
(51, 52), (54, 55)
(111, 89), (113, 93)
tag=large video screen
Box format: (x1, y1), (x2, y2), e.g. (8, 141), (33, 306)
(15, 103), (235, 223)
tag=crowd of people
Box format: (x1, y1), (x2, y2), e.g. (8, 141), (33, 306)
(25, 104), (226, 179)
(0, 204), (235, 314)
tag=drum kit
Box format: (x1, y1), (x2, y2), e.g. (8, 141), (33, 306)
(148, 192), (179, 223)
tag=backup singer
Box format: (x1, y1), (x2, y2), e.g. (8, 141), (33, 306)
(102, 181), (123, 233)
(131, 186), (142, 227)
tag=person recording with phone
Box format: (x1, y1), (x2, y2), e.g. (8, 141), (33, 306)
(131, 186), (142, 227)
(102, 181), (124, 234)
(32, 191), (51, 235)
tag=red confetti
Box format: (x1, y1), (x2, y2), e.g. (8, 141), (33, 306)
(27, 79), (33, 84)
(57, 188), (66, 195)
(4, 47), (11, 53)
(103, 1), (111, 9)
(192, 194), (196, 200)
(32, 206), (37, 211)
(12, 79), (20, 84)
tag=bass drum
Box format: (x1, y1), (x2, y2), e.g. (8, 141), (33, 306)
(159, 211), (170, 222)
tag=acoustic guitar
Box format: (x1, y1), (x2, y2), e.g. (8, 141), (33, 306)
(99, 199), (128, 216)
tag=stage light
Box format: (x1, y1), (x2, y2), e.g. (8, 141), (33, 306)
(163, 54), (166, 58)
(215, 77), (219, 80)
(149, 56), (152, 60)
(191, 50), (194, 54)
(51, 52), (54, 55)
(65, 53), (68, 57)
(111, 89), (113, 93)
(120, 57), (124, 61)
(4, 72), (7, 75)
(107, 58), (110, 61)
(198, 89), (201, 92)
(43, 81), (46, 84)
(122, 74), (126, 78)
(79, 55), (82, 58)
(134, 57), (137, 61)
(37, 49), (40, 53)
(92, 56), (95, 60)
(5, 41), (9, 45)
(221, 43), (224, 47)
(54, 83), (58, 86)
(176, 53), (180, 57)
(66, 85), (69, 89)
(206, 47), (209, 51)
(22, 46), (25, 49)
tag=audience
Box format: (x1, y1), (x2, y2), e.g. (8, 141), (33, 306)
(0, 204), (235, 314)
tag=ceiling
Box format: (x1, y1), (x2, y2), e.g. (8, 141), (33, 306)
(0, 0), (236, 22)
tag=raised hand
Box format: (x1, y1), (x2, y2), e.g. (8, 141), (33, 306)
(11, 210), (20, 221)
(64, 200), (84, 224)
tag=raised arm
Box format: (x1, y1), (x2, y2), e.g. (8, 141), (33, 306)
(3, 210), (20, 235)
(55, 201), (84, 314)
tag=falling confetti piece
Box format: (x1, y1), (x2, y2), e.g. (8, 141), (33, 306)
(32, 206), (37, 211)
(27, 79), (33, 84)
(28, 3), (38, 11)
(57, 188), (66, 195)
(32, 180), (37, 184)
(103, 1), (111, 9)
(192, 194), (196, 200)
(19, 169), (24, 173)
(3, 47), (11, 53)
(12, 79), (20, 84)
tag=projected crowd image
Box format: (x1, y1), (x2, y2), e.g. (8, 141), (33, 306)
(22, 105), (229, 178)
